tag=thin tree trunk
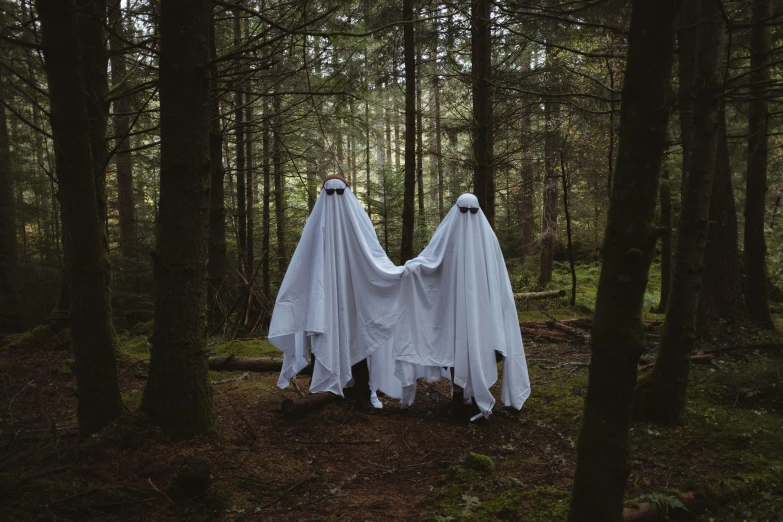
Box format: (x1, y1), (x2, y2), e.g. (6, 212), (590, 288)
(434, 74), (444, 221)
(561, 152), (576, 307)
(0, 71), (21, 332)
(37, 0), (125, 436)
(140, 0), (216, 438)
(233, 9), (246, 277)
(208, 9), (226, 314)
(246, 103), (254, 281)
(262, 100), (270, 300)
(633, 0), (724, 425)
(273, 96), (286, 273)
(400, 0), (416, 263)
(416, 78), (425, 236)
(521, 55), (535, 258)
(365, 98), (371, 215)
(743, 0), (774, 329)
(471, 0), (494, 227)
(656, 159), (672, 313)
(109, 0), (137, 290)
(567, 0), (680, 519)
(538, 98), (560, 288)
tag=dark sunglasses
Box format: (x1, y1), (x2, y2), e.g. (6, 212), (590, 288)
(325, 187), (345, 195)
(458, 206), (479, 214)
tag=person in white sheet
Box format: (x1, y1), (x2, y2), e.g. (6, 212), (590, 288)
(393, 193), (531, 420)
(268, 175), (403, 410)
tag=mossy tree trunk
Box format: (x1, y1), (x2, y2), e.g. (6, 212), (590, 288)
(471, 0), (494, 228)
(140, 0), (216, 438)
(567, 0), (680, 520)
(633, 0), (724, 425)
(273, 95), (287, 273)
(655, 155), (672, 313)
(37, 0), (125, 436)
(0, 70), (21, 332)
(743, 0), (775, 329)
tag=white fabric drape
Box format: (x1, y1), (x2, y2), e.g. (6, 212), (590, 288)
(269, 179), (404, 398)
(393, 193), (531, 418)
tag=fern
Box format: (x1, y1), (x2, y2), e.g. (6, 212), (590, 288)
(631, 492), (689, 517)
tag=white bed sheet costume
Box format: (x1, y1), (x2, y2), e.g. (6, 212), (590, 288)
(268, 177), (404, 403)
(393, 193), (531, 419)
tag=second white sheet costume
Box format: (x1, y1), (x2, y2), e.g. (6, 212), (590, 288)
(393, 193), (531, 418)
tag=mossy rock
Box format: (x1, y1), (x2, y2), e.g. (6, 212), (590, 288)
(462, 452), (494, 474)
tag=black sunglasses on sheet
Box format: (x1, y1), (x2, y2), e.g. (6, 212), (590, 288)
(458, 206), (479, 214)
(325, 187), (345, 195)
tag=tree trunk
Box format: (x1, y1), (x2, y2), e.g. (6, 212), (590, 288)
(109, 0), (137, 291)
(655, 159), (672, 313)
(37, 0), (125, 436)
(233, 10), (246, 277)
(246, 102), (254, 283)
(0, 71), (21, 332)
(400, 0), (416, 263)
(567, 0), (680, 520)
(633, 0), (724, 425)
(262, 100), (271, 300)
(471, 0), (494, 227)
(520, 55), (535, 259)
(538, 97), (560, 288)
(561, 153), (576, 306)
(697, 110), (745, 333)
(416, 77), (425, 238)
(140, 0), (216, 438)
(678, 0), (697, 196)
(273, 96), (286, 273)
(364, 98), (371, 214)
(208, 9), (226, 315)
(434, 73), (444, 221)
(743, 0), (774, 329)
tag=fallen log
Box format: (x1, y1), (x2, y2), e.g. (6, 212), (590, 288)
(208, 355), (313, 375)
(623, 491), (704, 521)
(281, 393), (341, 417)
(514, 289), (566, 301)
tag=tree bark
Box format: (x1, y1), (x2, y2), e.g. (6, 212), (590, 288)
(208, 9), (226, 314)
(140, 0), (216, 438)
(697, 110), (745, 332)
(109, 0), (137, 291)
(262, 100), (271, 299)
(633, 0), (724, 425)
(233, 9), (246, 277)
(471, 0), (494, 227)
(416, 75), (425, 238)
(400, 0), (416, 263)
(538, 97), (560, 288)
(567, 0), (680, 520)
(273, 96), (286, 273)
(0, 71), (21, 332)
(655, 159), (672, 313)
(37, 0), (125, 436)
(520, 55), (535, 259)
(743, 0), (775, 329)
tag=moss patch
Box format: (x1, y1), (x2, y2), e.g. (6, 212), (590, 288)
(208, 338), (280, 358)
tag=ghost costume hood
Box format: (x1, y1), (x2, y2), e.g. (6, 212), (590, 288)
(393, 193), (530, 418)
(269, 176), (403, 397)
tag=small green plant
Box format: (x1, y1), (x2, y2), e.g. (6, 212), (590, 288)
(630, 492), (689, 517)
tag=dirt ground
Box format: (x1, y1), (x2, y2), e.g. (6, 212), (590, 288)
(1, 320), (782, 521)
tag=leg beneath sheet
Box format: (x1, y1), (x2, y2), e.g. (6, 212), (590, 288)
(350, 358), (374, 411)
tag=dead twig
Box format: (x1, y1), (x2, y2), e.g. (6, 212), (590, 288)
(148, 477), (174, 503)
(212, 371), (249, 385)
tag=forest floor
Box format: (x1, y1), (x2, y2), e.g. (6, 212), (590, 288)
(1, 265), (782, 520)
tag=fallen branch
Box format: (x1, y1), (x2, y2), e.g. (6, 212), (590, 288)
(547, 320), (590, 339)
(212, 372), (249, 385)
(281, 393), (341, 417)
(638, 354), (715, 372)
(514, 289), (566, 301)
(208, 355), (313, 375)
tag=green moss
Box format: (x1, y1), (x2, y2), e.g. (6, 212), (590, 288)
(7, 325), (69, 352)
(118, 334), (150, 361)
(208, 338), (280, 358)
(130, 320), (154, 338)
(462, 452), (495, 474)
